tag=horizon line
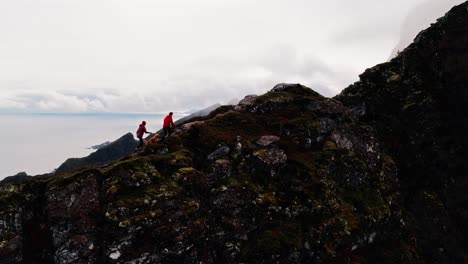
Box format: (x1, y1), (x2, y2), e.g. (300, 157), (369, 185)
(0, 111), (190, 116)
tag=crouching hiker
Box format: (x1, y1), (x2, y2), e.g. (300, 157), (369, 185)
(145, 134), (160, 146)
(136, 121), (152, 151)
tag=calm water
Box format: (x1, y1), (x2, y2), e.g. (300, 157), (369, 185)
(0, 113), (185, 179)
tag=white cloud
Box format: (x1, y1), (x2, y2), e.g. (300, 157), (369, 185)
(389, 0), (465, 58)
(0, 0), (462, 113)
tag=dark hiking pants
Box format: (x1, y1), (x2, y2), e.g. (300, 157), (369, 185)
(163, 127), (172, 138)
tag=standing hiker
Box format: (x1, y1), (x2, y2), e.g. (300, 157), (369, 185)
(163, 112), (175, 139)
(136, 121), (152, 150)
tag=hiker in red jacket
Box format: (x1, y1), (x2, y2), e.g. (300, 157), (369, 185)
(136, 121), (152, 150)
(163, 112), (175, 139)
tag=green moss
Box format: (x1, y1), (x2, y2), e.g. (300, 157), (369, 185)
(168, 151), (193, 167)
(239, 222), (303, 261)
(386, 73), (401, 83)
(145, 150), (193, 172)
(48, 173), (79, 188)
(183, 199), (200, 214)
(323, 140), (337, 150)
(255, 91), (294, 104)
(340, 187), (385, 213)
(0, 239), (8, 249)
(255, 192), (279, 206)
(172, 167), (196, 181)
(0, 184), (28, 210)
(402, 102), (417, 112)
(118, 209), (163, 227)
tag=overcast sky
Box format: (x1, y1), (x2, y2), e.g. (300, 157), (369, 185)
(0, 0), (464, 113)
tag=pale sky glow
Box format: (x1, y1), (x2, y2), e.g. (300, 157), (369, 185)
(0, 0), (464, 113)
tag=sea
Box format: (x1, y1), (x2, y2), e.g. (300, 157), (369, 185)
(0, 113), (186, 180)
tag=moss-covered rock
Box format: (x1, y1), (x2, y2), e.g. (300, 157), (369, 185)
(1, 2), (468, 263)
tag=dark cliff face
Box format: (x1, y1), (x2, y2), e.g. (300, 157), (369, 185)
(0, 2), (467, 264)
(335, 2), (468, 262)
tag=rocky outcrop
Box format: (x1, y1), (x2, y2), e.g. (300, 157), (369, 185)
(0, 172), (31, 185)
(0, 83), (403, 263)
(0, 2), (467, 263)
(0, 82), (398, 264)
(335, 3), (468, 262)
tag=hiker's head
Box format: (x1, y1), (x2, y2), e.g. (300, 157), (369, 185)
(169, 112), (173, 116)
(142, 121), (146, 125)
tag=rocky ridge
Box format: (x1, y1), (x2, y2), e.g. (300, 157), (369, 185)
(0, 173), (31, 185)
(0, 2), (467, 263)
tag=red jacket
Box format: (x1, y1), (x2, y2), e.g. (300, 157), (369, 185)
(163, 115), (175, 128)
(136, 124), (147, 138)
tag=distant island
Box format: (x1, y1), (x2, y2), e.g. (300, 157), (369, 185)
(87, 141), (111, 150)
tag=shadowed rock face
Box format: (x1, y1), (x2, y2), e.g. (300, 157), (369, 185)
(0, 2), (467, 263)
(335, 3), (468, 262)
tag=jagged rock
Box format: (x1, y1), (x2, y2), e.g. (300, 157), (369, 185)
(211, 159), (232, 178)
(255, 135), (280, 147)
(253, 148), (287, 166)
(0, 3), (467, 263)
(179, 121), (205, 132)
(238, 95), (257, 105)
(330, 131), (353, 150)
(318, 118), (337, 134)
(335, 3), (468, 262)
(253, 148), (288, 176)
(143, 144), (169, 155)
(46, 171), (101, 264)
(305, 99), (349, 115)
(207, 146), (230, 160)
(271, 83), (305, 92)
(234, 95), (258, 111)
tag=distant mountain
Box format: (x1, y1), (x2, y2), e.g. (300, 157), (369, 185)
(0, 172), (31, 185)
(54, 133), (138, 174)
(155, 103), (222, 136)
(174, 103), (222, 125)
(87, 141), (111, 150)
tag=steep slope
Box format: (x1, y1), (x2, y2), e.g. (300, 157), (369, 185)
(54, 133), (138, 174)
(1, 84), (402, 263)
(336, 2), (468, 262)
(0, 2), (467, 263)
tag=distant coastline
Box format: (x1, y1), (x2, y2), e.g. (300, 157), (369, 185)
(0, 112), (188, 180)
